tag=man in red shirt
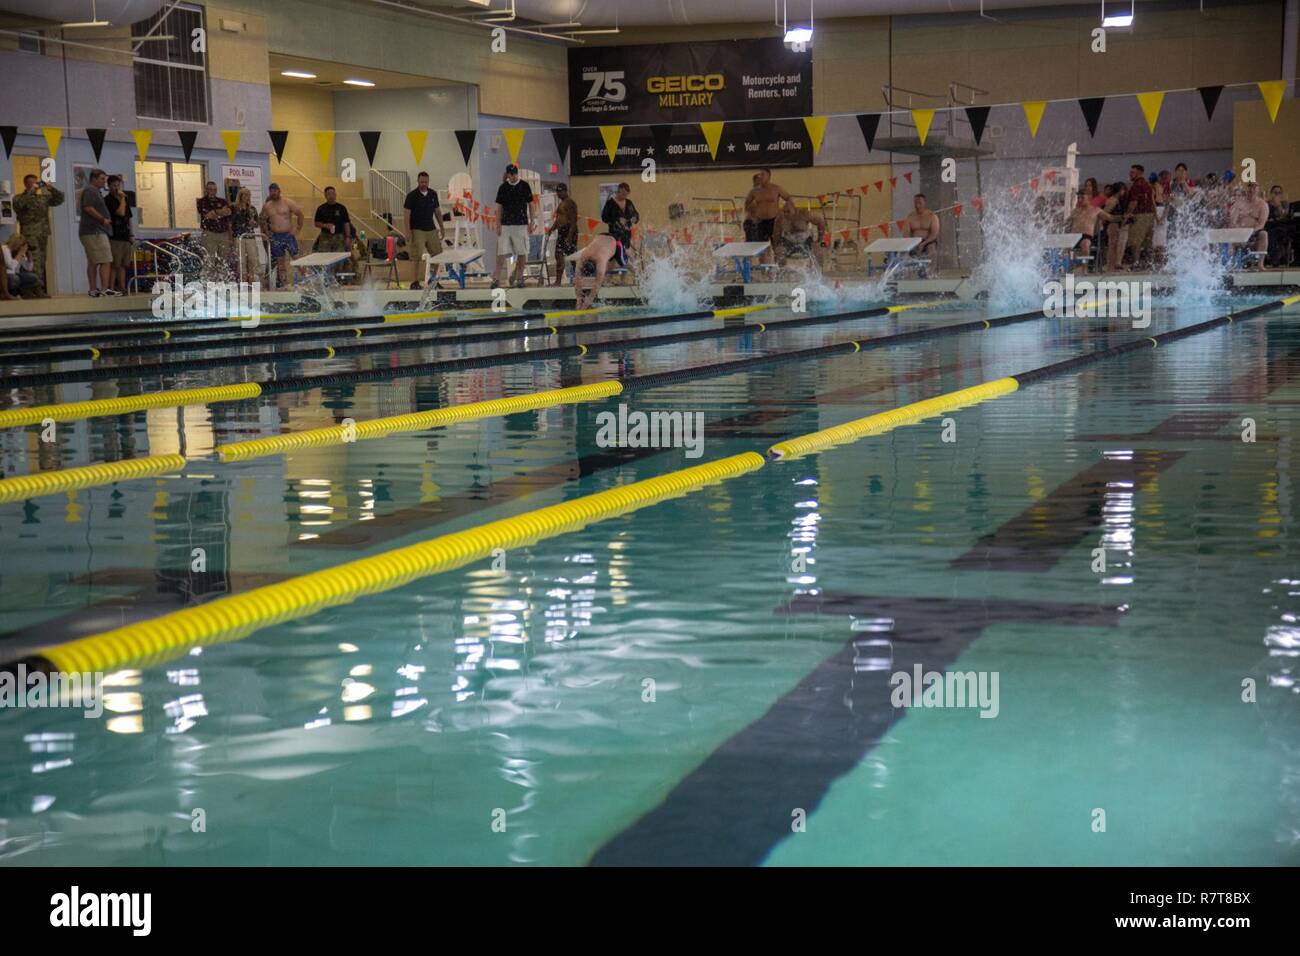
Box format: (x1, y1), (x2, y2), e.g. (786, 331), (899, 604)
(1124, 164), (1156, 269)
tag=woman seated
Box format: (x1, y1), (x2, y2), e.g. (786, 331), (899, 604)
(2, 235), (39, 299)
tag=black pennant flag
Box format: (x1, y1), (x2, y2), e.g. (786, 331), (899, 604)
(1077, 97), (1105, 137)
(550, 127), (571, 161)
(267, 130), (288, 163)
(751, 119), (776, 149)
(649, 124), (673, 157)
(964, 106), (990, 146)
(855, 113), (882, 153)
(86, 128), (106, 161)
(359, 131), (382, 166)
(177, 129), (198, 163)
(0, 126), (15, 159)
(454, 129), (476, 165)
(1199, 85), (1224, 122)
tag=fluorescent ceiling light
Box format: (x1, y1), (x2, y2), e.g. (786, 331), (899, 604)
(784, 27), (812, 43)
(1101, 13), (1133, 26)
(63, 20), (109, 27)
(343, 78), (375, 87)
(280, 70), (317, 79)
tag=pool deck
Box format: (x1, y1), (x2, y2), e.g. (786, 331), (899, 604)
(0, 269), (1296, 329)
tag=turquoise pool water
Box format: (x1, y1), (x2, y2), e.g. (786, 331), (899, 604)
(1, 299), (1298, 865)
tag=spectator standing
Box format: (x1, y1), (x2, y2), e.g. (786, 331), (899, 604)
(492, 163), (533, 289)
(313, 186), (352, 253)
(78, 168), (116, 297)
(403, 172), (444, 289)
(1123, 164), (1155, 270)
(258, 183), (304, 288)
(230, 188), (262, 285)
(12, 174), (63, 297)
(196, 180), (233, 272)
(601, 181), (640, 247)
(106, 175), (133, 294)
(546, 182), (578, 286)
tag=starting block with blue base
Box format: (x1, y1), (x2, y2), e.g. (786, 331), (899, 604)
(713, 242), (773, 283)
(428, 248), (486, 289)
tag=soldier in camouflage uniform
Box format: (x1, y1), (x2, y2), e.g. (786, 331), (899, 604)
(13, 174), (64, 297)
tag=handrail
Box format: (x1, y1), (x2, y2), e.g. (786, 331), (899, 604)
(276, 156), (402, 238)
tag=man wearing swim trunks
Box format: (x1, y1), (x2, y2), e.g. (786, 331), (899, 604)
(773, 200), (826, 266)
(1229, 181), (1270, 269)
(570, 233), (628, 309)
(259, 183), (303, 288)
(546, 182), (579, 286)
(744, 168), (792, 261)
(905, 193), (940, 256)
(1068, 193), (1104, 270)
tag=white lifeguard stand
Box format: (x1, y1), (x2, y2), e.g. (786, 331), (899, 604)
(1041, 143), (1082, 219)
(446, 172), (480, 250)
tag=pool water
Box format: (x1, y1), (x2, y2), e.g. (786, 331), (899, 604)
(1, 299), (1298, 865)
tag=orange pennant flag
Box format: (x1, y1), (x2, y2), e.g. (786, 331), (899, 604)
(904, 171), (913, 183)
(879, 224), (890, 237)
(972, 197), (983, 211)
(895, 219), (907, 233)
(890, 177), (898, 188)
(1030, 178), (1039, 190)
(875, 181), (884, 191)
(953, 204), (963, 217)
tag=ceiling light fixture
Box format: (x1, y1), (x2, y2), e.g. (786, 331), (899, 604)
(1101, 1), (1135, 28)
(343, 78), (375, 87)
(780, 0), (813, 47)
(280, 70), (318, 79)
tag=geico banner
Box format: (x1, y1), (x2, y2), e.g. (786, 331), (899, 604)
(569, 37), (812, 126)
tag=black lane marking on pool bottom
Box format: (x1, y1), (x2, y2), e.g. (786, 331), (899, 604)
(590, 594), (1121, 867)
(950, 449), (1183, 572)
(952, 341), (1300, 571)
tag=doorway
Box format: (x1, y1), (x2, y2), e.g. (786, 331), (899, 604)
(11, 154), (56, 295)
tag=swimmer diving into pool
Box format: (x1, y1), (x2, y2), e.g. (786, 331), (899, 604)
(571, 233), (632, 309)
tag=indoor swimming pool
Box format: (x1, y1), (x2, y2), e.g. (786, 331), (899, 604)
(1, 297), (1298, 866)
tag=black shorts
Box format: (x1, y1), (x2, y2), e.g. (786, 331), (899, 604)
(744, 218), (775, 242)
(555, 229), (577, 256)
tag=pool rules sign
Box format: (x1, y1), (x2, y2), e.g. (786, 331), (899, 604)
(567, 37), (813, 174)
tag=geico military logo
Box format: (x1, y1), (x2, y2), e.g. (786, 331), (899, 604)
(648, 73), (724, 107)
(581, 70), (627, 107)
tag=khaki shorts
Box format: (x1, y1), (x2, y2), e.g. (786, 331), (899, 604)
(80, 232), (111, 265)
(410, 229), (442, 259)
(1126, 213), (1154, 255)
(200, 231), (232, 258)
(315, 232), (347, 253)
(499, 224), (530, 257)
(110, 239), (133, 269)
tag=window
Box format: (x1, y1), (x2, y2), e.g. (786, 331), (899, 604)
(134, 161), (205, 230)
(132, 3), (209, 124)
(17, 31), (45, 55)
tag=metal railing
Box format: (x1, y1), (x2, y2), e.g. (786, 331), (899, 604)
(369, 169), (409, 234)
(879, 81), (990, 140)
(275, 157), (402, 239)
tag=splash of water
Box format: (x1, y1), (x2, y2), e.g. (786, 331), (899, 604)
(971, 190), (1052, 311)
(637, 239), (716, 311)
(1162, 189), (1230, 309)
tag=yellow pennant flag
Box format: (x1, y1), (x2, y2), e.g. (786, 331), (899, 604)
(220, 130), (242, 163)
(598, 125), (623, 164)
(406, 130), (428, 165)
(313, 131), (335, 167)
(700, 121), (725, 160)
(802, 116), (828, 154)
(41, 127), (64, 159)
(131, 129), (152, 162)
(1136, 92), (1165, 134)
(502, 128), (525, 165)
(1022, 101), (1047, 137)
(1258, 80), (1287, 123)
(912, 109), (936, 147)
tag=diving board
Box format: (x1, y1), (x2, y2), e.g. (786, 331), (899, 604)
(713, 241), (773, 283)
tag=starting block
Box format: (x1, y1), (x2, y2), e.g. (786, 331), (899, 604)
(1205, 228), (1264, 271)
(1043, 233), (1085, 274)
(865, 237), (926, 279)
(290, 251), (351, 287)
(713, 241), (773, 283)
(428, 247), (486, 289)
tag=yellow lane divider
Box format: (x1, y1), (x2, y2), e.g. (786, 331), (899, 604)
(382, 310), (444, 323)
(1282, 293), (1300, 307)
(0, 455), (187, 505)
(713, 303), (777, 319)
(767, 378), (1020, 460)
(0, 384), (263, 429)
(39, 452), (765, 672)
(218, 381), (624, 462)
(886, 303), (931, 314)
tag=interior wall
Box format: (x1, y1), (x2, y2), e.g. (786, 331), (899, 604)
(1234, 98), (1300, 198)
(270, 85), (337, 185)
